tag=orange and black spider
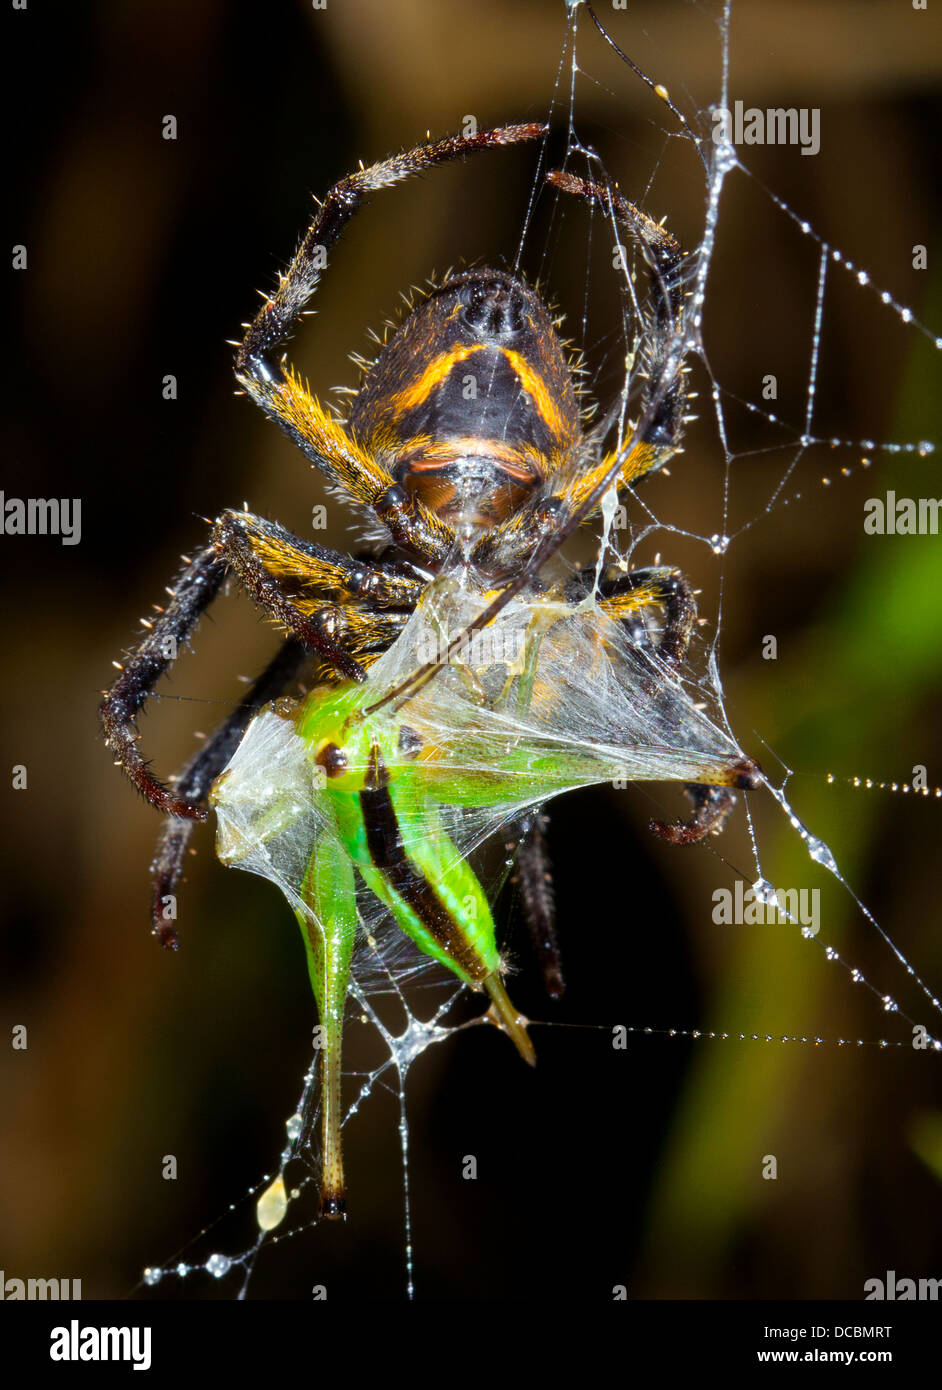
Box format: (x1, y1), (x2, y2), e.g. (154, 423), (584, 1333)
(100, 123), (760, 995)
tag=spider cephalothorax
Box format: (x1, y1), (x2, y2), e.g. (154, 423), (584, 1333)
(100, 125), (760, 1213)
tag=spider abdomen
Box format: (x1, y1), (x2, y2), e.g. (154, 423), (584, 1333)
(350, 269), (581, 532)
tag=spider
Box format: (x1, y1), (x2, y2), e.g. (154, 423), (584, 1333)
(100, 121), (760, 1016)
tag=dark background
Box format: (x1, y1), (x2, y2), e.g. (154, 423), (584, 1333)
(2, 0), (941, 1300)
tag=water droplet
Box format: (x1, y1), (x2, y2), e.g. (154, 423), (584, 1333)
(143, 1267), (162, 1286)
(753, 877), (777, 905)
(257, 1174), (288, 1232)
(710, 533), (729, 554)
(205, 1253), (231, 1279)
(806, 835), (838, 873)
(175, 1262), (190, 1278)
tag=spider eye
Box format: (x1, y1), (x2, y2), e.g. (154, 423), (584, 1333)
(460, 280), (525, 341)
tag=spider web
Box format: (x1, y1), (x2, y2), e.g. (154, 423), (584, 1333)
(136, 0), (941, 1300)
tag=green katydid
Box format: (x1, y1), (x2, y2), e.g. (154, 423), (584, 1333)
(211, 580), (760, 1218)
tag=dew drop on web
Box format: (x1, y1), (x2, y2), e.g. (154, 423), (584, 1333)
(256, 1174), (288, 1232)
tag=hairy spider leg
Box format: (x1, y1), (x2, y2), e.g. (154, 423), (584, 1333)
(235, 123), (547, 565)
(212, 510), (421, 681)
(543, 175), (759, 838)
(99, 527), (421, 828)
(149, 637), (308, 948)
(597, 567), (759, 840)
(546, 169), (688, 513)
(100, 545), (228, 819)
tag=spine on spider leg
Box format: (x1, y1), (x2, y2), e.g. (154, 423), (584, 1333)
(99, 546), (228, 819)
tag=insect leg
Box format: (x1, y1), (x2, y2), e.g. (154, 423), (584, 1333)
(296, 830), (358, 1219)
(649, 783), (749, 845)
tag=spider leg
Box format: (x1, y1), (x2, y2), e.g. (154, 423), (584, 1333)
(546, 169), (688, 514)
(100, 518), (420, 814)
(470, 177), (687, 575)
(596, 566), (760, 843)
(502, 810), (563, 999)
(649, 784), (744, 845)
(100, 546), (228, 818)
(150, 638), (309, 948)
(597, 566), (695, 668)
(235, 123), (546, 564)
(212, 509), (418, 680)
